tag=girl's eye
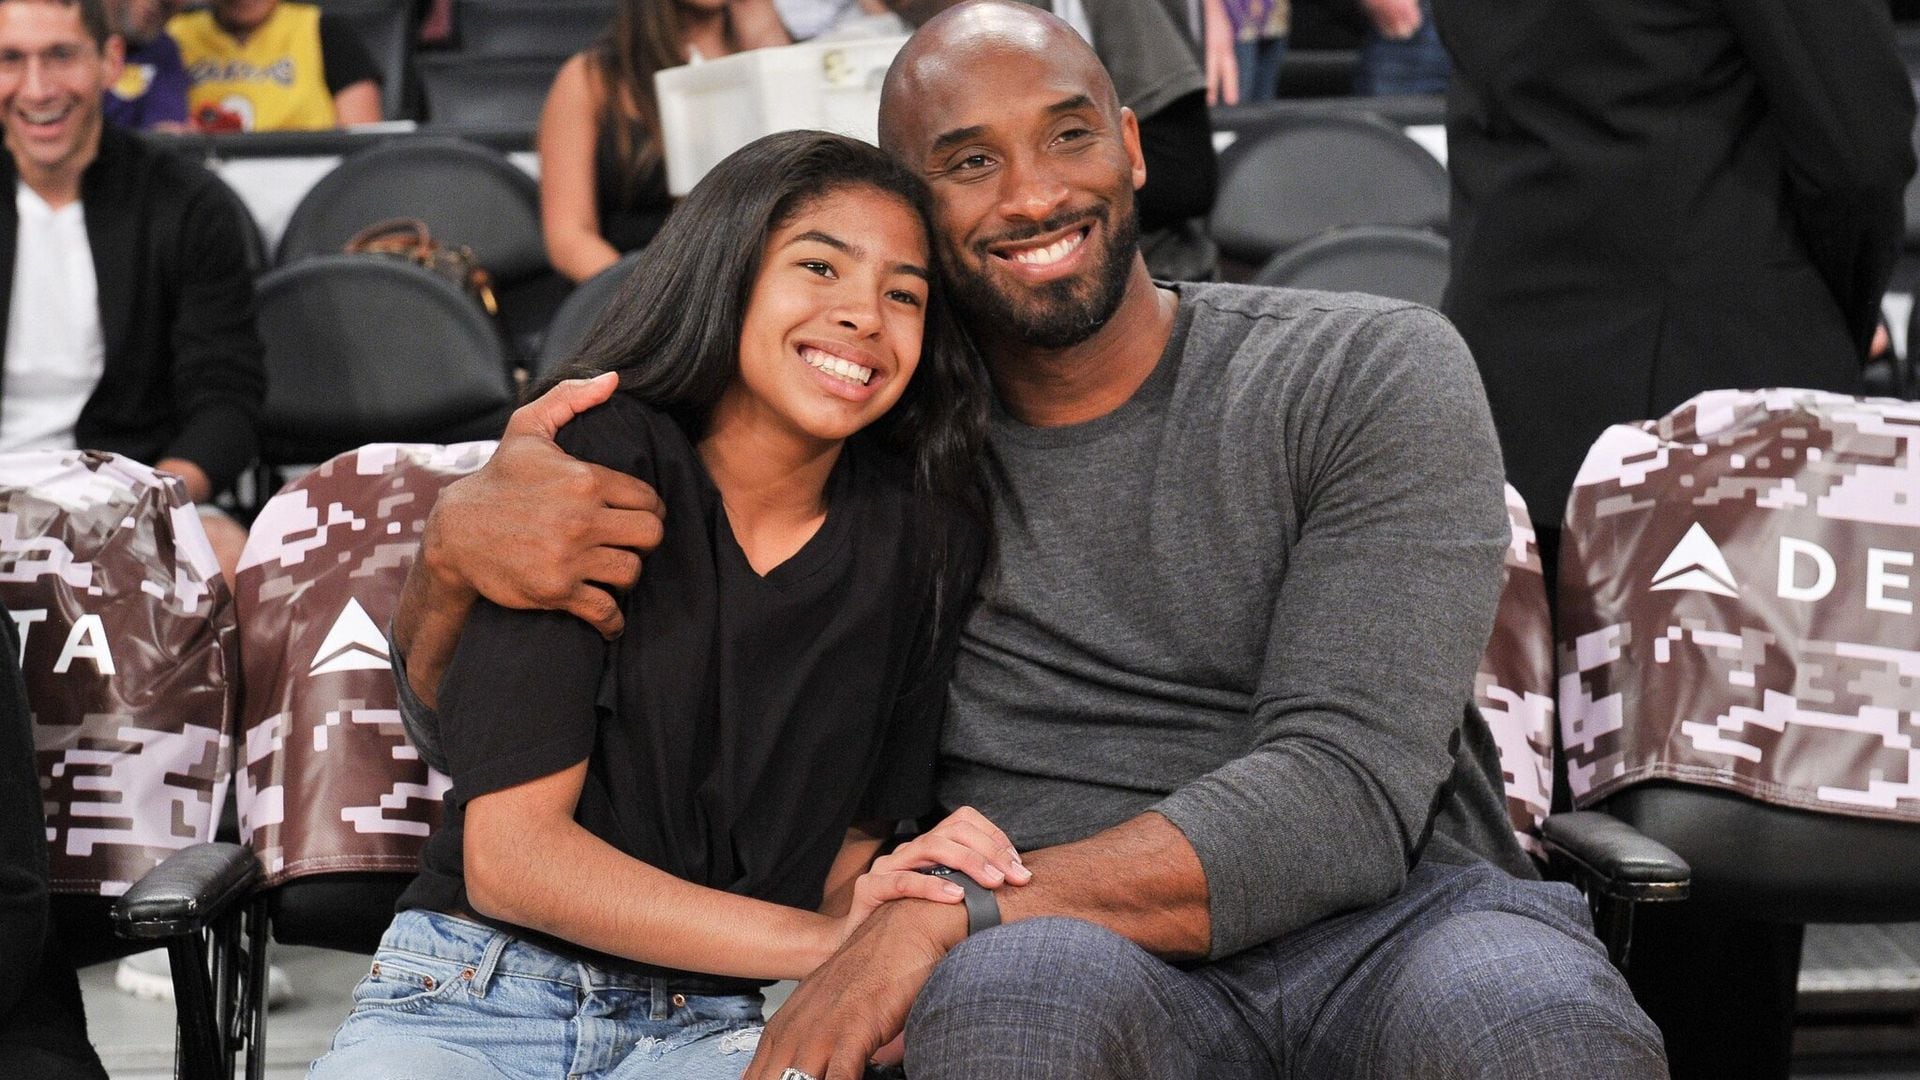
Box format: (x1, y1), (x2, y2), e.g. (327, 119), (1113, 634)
(800, 259), (835, 278)
(888, 289), (923, 307)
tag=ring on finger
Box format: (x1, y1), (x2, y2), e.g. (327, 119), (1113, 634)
(780, 1070), (819, 1080)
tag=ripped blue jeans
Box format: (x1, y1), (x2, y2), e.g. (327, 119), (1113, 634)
(310, 909), (765, 1080)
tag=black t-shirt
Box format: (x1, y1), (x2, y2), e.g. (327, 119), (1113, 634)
(399, 395), (972, 988)
(317, 15), (380, 95)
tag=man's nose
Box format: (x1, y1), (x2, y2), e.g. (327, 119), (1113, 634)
(997, 156), (1071, 223)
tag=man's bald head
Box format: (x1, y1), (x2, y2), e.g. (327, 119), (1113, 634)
(877, 0), (1121, 159)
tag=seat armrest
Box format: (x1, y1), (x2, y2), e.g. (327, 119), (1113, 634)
(109, 842), (261, 939)
(1540, 811), (1690, 904)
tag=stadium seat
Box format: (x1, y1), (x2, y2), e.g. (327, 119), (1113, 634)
(1250, 224), (1449, 308)
(312, 0), (416, 121)
(275, 136), (566, 361)
(417, 53), (560, 128)
(0, 451), (253, 1077)
(1560, 388), (1920, 1073)
(1210, 112), (1448, 276)
(252, 255), (515, 469)
(114, 443), (495, 1078)
(455, 0), (615, 58)
(534, 248), (644, 380)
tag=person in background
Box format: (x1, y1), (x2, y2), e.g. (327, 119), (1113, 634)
(772, 0), (903, 40)
(168, 0), (379, 131)
(101, 0), (184, 128)
(1441, 0), (1913, 1071)
(1202, 0), (1285, 105)
(0, 0), (261, 572)
(539, 0), (788, 284)
(1354, 0), (1443, 96)
(0, 609), (103, 1077)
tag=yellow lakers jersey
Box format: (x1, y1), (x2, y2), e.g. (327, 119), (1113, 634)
(170, 3), (336, 131)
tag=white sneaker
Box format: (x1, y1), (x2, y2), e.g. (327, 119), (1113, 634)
(115, 947), (295, 1009)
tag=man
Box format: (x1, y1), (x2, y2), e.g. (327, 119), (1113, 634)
(886, 0), (1221, 281)
(169, 0), (380, 131)
(0, 0), (263, 574)
(1438, 0), (1914, 573)
(394, 4), (1664, 1076)
(1439, 1), (1914, 1076)
(102, 0), (186, 129)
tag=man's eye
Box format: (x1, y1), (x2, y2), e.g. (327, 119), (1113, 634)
(1056, 127), (1092, 144)
(953, 153), (992, 171)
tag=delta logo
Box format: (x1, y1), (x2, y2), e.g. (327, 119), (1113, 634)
(1646, 523), (1916, 614)
(310, 598), (390, 676)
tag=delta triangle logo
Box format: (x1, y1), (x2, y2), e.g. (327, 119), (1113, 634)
(309, 597), (391, 676)
(1648, 522), (1739, 598)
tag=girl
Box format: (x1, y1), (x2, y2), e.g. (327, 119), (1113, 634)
(312, 131), (1015, 1080)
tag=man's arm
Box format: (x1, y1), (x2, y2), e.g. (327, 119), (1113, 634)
(1725, 0), (1916, 356)
(747, 306), (1512, 1078)
(390, 373), (666, 711)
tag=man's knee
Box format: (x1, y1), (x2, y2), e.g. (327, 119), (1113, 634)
(1368, 910), (1667, 1079)
(905, 917), (1175, 1079)
(914, 916), (1145, 1022)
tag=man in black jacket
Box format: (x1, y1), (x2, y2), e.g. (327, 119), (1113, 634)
(0, 0), (265, 576)
(1439, 0), (1915, 566)
(1438, 2), (1915, 1077)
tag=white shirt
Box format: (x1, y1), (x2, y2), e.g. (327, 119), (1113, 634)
(0, 181), (104, 454)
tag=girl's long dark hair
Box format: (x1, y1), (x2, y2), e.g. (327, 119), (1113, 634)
(549, 130), (991, 649)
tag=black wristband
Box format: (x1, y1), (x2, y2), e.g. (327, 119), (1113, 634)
(917, 865), (1001, 936)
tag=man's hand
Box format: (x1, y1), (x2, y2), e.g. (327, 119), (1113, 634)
(1361, 0), (1422, 40)
(154, 457), (212, 504)
(745, 900), (967, 1080)
(392, 373), (666, 709)
(422, 372), (666, 639)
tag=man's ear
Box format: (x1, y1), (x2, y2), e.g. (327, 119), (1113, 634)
(1119, 105), (1146, 191)
(101, 33), (126, 85)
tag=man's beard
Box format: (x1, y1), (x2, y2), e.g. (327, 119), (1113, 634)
(945, 203), (1141, 350)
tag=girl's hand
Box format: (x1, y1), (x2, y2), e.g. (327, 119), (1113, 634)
(839, 806), (1032, 933)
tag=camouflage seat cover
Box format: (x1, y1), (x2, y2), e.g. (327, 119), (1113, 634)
(236, 442), (493, 887)
(1476, 484), (1556, 858)
(0, 450), (237, 896)
(1560, 389), (1920, 823)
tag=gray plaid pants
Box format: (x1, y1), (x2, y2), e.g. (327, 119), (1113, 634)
(902, 847), (1666, 1079)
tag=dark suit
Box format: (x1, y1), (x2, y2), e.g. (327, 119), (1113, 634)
(1438, 0), (1916, 530)
(0, 126), (264, 494)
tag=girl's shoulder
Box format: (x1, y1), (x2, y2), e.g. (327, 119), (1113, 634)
(554, 393), (696, 479)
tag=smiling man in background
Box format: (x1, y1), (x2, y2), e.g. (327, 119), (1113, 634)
(0, 0), (263, 571)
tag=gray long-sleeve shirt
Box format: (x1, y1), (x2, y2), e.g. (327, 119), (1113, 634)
(940, 282), (1522, 958)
